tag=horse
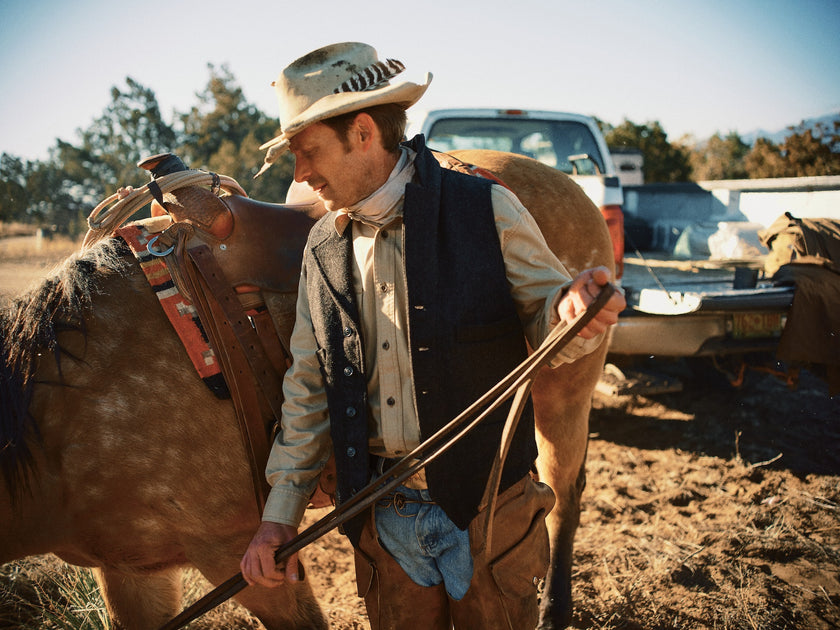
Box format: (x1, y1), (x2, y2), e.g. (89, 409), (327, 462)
(0, 149), (613, 629)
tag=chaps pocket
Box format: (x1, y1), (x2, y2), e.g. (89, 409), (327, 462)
(353, 512), (379, 598)
(354, 547), (376, 598)
(476, 477), (555, 599)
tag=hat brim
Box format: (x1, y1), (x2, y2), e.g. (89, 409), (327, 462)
(256, 73), (432, 177)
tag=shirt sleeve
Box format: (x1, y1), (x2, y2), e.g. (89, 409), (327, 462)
(262, 258), (333, 527)
(491, 184), (604, 365)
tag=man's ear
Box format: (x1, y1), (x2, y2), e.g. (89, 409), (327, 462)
(353, 112), (377, 149)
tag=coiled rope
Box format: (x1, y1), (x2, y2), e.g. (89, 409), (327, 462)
(83, 170), (247, 248)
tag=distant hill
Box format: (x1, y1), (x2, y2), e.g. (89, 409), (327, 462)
(741, 112), (839, 145)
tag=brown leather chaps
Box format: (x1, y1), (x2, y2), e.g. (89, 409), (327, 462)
(353, 475), (555, 630)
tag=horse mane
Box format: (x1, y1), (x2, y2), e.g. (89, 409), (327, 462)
(0, 237), (130, 502)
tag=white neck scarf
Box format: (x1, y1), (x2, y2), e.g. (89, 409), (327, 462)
(338, 146), (416, 228)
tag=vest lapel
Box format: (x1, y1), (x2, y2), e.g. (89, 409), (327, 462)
(308, 217), (359, 321)
(403, 136), (443, 306)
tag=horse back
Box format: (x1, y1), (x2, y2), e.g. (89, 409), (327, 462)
(448, 149), (614, 275)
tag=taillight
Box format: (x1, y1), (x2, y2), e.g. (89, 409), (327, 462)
(600, 205), (624, 280)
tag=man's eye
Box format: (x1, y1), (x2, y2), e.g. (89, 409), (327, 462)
(291, 145), (313, 159)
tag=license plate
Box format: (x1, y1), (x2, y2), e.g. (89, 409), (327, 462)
(732, 312), (785, 338)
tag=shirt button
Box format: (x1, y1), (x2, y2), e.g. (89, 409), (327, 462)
(382, 340), (390, 350)
(380, 283), (388, 293)
(386, 397), (396, 406)
(344, 366), (354, 376)
(381, 231), (388, 239)
(346, 446), (356, 458)
(346, 406), (356, 418)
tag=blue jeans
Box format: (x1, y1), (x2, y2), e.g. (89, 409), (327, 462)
(374, 485), (474, 600)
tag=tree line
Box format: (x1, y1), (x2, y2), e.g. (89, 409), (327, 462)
(1, 65), (838, 235)
(601, 117), (840, 183)
(0, 66), (295, 235)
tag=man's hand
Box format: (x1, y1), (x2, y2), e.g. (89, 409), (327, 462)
(240, 521), (300, 588)
(557, 266), (626, 339)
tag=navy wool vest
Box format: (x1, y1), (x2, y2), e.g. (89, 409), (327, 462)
(304, 135), (537, 543)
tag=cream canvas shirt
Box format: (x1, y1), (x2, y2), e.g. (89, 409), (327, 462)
(262, 147), (602, 526)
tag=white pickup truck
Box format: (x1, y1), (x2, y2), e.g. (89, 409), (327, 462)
(408, 108), (795, 386)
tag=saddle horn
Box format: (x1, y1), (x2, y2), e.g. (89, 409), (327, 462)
(138, 153), (189, 179)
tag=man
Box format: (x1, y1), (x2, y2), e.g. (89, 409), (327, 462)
(241, 42), (625, 629)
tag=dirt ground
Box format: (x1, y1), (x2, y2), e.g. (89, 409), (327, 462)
(572, 363), (839, 629)
(2, 247), (839, 629)
(286, 362), (840, 630)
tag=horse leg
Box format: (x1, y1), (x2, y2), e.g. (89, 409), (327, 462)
(94, 566), (182, 630)
(189, 542), (327, 630)
(232, 575), (327, 630)
(532, 345), (607, 629)
(535, 441), (587, 630)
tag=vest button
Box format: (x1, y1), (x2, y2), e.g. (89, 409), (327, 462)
(346, 406), (357, 418)
(346, 446), (356, 458)
(343, 326), (353, 337)
(386, 397), (396, 406)
(380, 283), (388, 293)
(382, 340), (390, 350)
(344, 366), (354, 376)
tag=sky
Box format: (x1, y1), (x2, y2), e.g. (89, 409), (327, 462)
(1, 0), (838, 161)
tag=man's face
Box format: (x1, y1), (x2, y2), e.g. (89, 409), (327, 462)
(289, 121), (378, 212)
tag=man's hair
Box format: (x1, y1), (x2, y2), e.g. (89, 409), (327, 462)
(321, 104), (407, 153)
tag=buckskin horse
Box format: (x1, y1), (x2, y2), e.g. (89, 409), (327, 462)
(0, 149), (613, 629)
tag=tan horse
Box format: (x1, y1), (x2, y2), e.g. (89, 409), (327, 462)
(0, 149), (612, 629)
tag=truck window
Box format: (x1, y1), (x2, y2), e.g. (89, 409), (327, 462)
(425, 118), (605, 175)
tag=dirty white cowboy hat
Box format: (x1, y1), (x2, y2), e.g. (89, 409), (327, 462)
(256, 42), (432, 176)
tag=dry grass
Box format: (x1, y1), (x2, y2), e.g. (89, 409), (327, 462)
(0, 225), (83, 306)
(0, 557), (267, 629)
(0, 555), (111, 629)
(0, 227), (80, 264)
(0, 222), (40, 239)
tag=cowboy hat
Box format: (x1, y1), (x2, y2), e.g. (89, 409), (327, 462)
(256, 42), (432, 176)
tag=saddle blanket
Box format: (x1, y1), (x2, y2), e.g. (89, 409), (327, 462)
(116, 223), (230, 399)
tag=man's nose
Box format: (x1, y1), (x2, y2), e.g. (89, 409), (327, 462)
(293, 159), (309, 183)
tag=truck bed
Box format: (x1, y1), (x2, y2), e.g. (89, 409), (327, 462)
(621, 253), (793, 315)
(610, 253), (794, 357)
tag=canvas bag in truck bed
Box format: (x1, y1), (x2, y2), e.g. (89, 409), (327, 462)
(759, 211), (840, 276)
